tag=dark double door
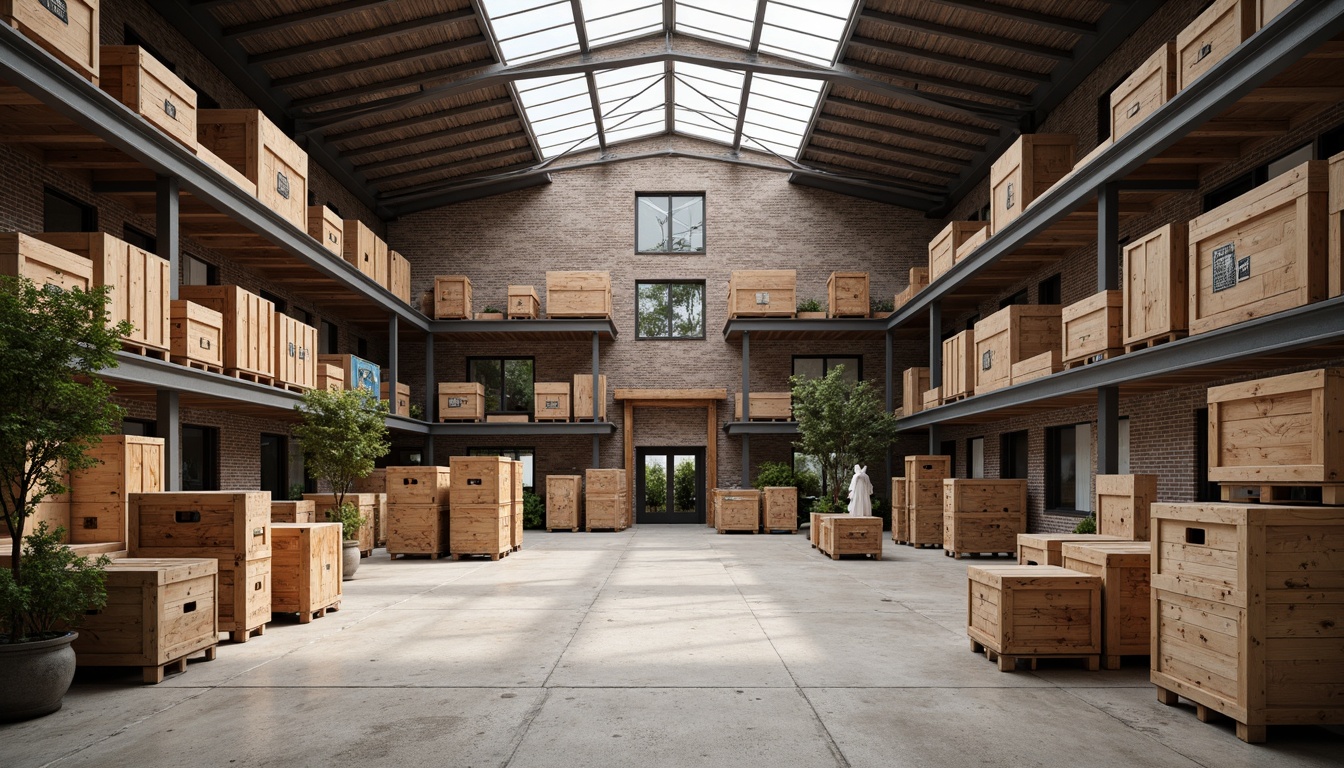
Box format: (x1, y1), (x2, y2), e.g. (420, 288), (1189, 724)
(636, 447), (706, 524)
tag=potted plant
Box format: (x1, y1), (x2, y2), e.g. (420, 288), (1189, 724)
(870, 296), (895, 318)
(753, 461), (820, 528)
(0, 275), (129, 721)
(293, 387), (390, 579)
(790, 365), (897, 511)
(797, 298), (825, 320)
(475, 305), (504, 320)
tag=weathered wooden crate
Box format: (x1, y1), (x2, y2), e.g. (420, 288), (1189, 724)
(929, 221), (988, 282)
(1123, 223), (1188, 350)
(923, 386), (942, 410)
(715, 490), (759, 533)
(169, 300), (223, 371)
(374, 493), (388, 547)
(547, 271), (612, 318)
(379, 380), (409, 416)
(386, 466), (450, 507)
(827, 271), (869, 317)
(351, 468), (385, 495)
(808, 510), (823, 547)
(1176, 0), (1256, 90)
(819, 515), (882, 560)
(733, 392), (791, 421)
(70, 435), (164, 545)
(906, 455), (951, 481)
(1330, 150), (1342, 298)
(449, 504), (510, 558)
(546, 474), (583, 532)
(1, 0), (99, 83)
(1010, 350), (1061, 385)
(303, 493), (375, 556)
(197, 110), (307, 230)
(1151, 502), (1344, 742)
(508, 285), (540, 319)
(904, 454), (951, 548)
(585, 468), (626, 531)
(586, 468), (625, 496)
(317, 353), (379, 395)
(1062, 290), (1122, 367)
(989, 134), (1076, 234)
(128, 491), (271, 560)
(974, 304), (1062, 394)
(177, 285), (275, 381)
(942, 479), (1028, 558)
(36, 232), (171, 355)
(271, 523), (341, 621)
(902, 367), (930, 416)
(450, 456), (512, 507)
(433, 275), (472, 319)
(967, 565), (1101, 672)
(387, 504), (450, 559)
(1061, 541), (1150, 670)
(727, 269), (796, 318)
(73, 557), (219, 683)
(1095, 474), (1158, 540)
(942, 329), (976, 400)
(573, 373), (608, 420)
(372, 236), (388, 289)
(534, 382), (571, 421)
(270, 500), (315, 524)
(100, 46), (197, 151)
(340, 220), (383, 285)
(307, 205), (341, 256)
(216, 554), (271, 642)
(891, 478), (907, 543)
(486, 414), (529, 423)
(893, 267), (928, 310)
(762, 487), (797, 533)
(1206, 368), (1342, 486)
(5, 461), (69, 542)
(317, 363), (343, 392)
(508, 458), (524, 551)
(388, 250), (410, 303)
(956, 226), (988, 263)
(196, 142), (255, 196)
(1016, 533), (1121, 566)
(274, 314), (316, 391)
(1110, 41), (1175, 141)
(1188, 160), (1327, 335)
(0, 232), (92, 292)
(437, 381), (485, 422)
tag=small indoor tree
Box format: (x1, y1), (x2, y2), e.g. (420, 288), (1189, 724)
(673, 459), (696, 512)
(644, 461), (666, 512)
(292, 387), (390, 538)
(790, 365), (897, 508)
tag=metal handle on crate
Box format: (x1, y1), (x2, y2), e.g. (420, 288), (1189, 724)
(199, 337), (211, 349)
(1185, 527), (1206, 545)
(1126, 102), (1140, 118)
(1004, 182), (1014, 209)
(175, 510), (201, 523)
(183, 601), (197, 613)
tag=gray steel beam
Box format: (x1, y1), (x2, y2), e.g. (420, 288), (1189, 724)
(786, 173), (939, 210)
(847, 36), (1051, 84)
(271, 36), (490, 89)
(156, 175), (179, 301)
(157, 390), (181, 492)
(593, 435), (600, 470)
(885, 329), (894, 414)
(1098, 182), (1119, 292)
(731, 71), (753, 152)
(429, 317), (617, 338)
(742, 434), (751, 489)
(429, 422), (617, 436)
(812, 113), (985, 153)
(1097, 386), (1120, 476)
(928, 424), (941, 455)
(929, 300), (943, 389)
(723, 422), (799, 436)
(591, 331), (601, 424)
(378, 171), (550, 215)
(823, 96), (1001, 139)
(387, 315), (399, 407)
(425, 332), (436, 425)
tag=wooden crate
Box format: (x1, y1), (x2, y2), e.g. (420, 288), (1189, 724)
(546, 475), (583, 532)
(942, 479), (1027, 558)
(974, 304), (1062, 394)
(573, 373), (608, 421)
(450, 456), (512, 506)
(340, 220), (382, 285)
(270, 500), (315, 524)
(585, 495), (626, 531)
(449, 504), (510, 558)
(1061, 290), (1122, 366)
(128, 491), (270, 560)
(509, 458), (524, 551)
(733, 392), (791, 421)
(216, 554), (271, 641)
(922, 386), (942, 410)
(989, 134), (1076, 235)
(1010, 350), (1061, 385)
(317, 353), (379, 395)
(942, 329), (976, 400)
(486, 414), (528, 423)
(1123, 223), (1188, 349)
(5, 460), (69, 542)
(36, 232), (171, 355)
(891, 478), (907, 543)
(387, 504), (450, 559)
(1, 0), (99, 83)
(99, 46), (197, 151)
(307, 205), (341, 256)
(1256, 0), (1294, 27)
(303, 493), (375, 555)
(819, 515), (882, 560)
(956, 226), (989, 262)
(197, 143), (255, 195)
(0, 232), (92, 292)
(762, 487), (796, 533)
(197, 110), (307, 230)
(387, 250), (410, 303)
(967, 565), (1101, 671)
(386, 466), (450, 507)
(716, 490), (759, 533)
(586, 468), (624, 496)
(438, 382), (485, 422)
(379, 380), (410, 416)
(1061, 541), (1150, 670)
(1095, 474), (1158, 540)
(1331, 150), (1342, 298)
(271, 523), (341, 621)
(70, 435), (164, 545)
(317, 363), (343, 392)
(508, 285), (540, 319)
(893, 267), (928, 310)
(1188, 160), (1327, 335)
(351, 469), (385, 495)
(827, 271), (869, 317)
(1176, 0), (1256, 90)
(929, 222), (988, 282)
(169, 300), (223, 371)
(727, 270), (796, 318)
(808, 510), (823, 547)
(906, 455), (951, 481)
(1151, 502), (1344, 742)
(1016, 533), (1121, 566)
(534, 382), (571, 421)
(905, 454), (950, 548)
(901, 367), (930, 416)
(177, 285), (275, 380)
(73, 557), (219, 684)
(274, 314), (316, 391)
(547, 271), (612, 318)
(434, 275), (472, 319)
(1207, 368), (1342, 485)
(1109, 41), (1175, 141)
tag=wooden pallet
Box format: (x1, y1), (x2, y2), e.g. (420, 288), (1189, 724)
(718, 529), (758, 535)
(123, 342), (169, 360)
(439, 417), (484, 423)
(1063, 349), (1120, 369)
(534, 417), (571, 423)
(547, 527), (580, 533)
(142, 645), (217, 684)
(229, 624), (266, 644)
(585, 527), (625, 533)
(172, 356), (224, 374)
(227, 369), (275, 386)
(1124, 331), (1183, 353)
(943, 393), (970, 403)
(544, 313), (610, 319)
(746, 417), (792, 422)
(1219, 483), (1344, 505)
(297, 601), (340, 624)
(389, 552), (445, 560)
(763, 529), (795, 535)
(1156, 685), (1266, 743)
(278, 382), (310, 393)
(944, 550), (1014, 559)
(971, 639), (1099, 672)
(910, 542), (941, 549)
(451, 551), (508, 561)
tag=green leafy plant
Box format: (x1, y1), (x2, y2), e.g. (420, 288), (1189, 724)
(483, 305), (502, 314)
(522, 490), (544, 529)
(791, 365), (898, 506)
(673, 459), (696, 512)
(751, 461), (820, 498)
(870, 297), (894, 314)
(0, 523), (109, 642)
(326, 501), (367, 542)
(0, 276), (128, 643)
(797, 297), (823, 313)
(644, 461), (666, 511)
(287, 483), (306, 502)
(809, 496), (844, 516)
(1074, 514), (1097, 534)
(408, 402), (424, 420)
(293, 387), (390, 523)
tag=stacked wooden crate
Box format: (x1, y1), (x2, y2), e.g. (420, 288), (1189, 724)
(389, 251), (410, 304)
(989, 134), (1076, 234)
(534, 382), (571, 421)
(905, 455), (950, 548)
(1061, 290), (1122, 368)
(901, 367), (930, 417)
(303, 493), (376, 557)
(70, 435), (164, 545)
(967, 564), (1101, 672)
(1123, 223), (1188, 352)
(974, 304), (1062, 394)
(434, 276), (472, 319)
(941, 329), (975, 401)
(547, 271), (612, 318)
(893, 267), (928, 310)
(178, 285), (275, 384)
(449, 457), (512, 559)
(307, 205), (342, 256)
(817, 515), (882, 560)
(169, 299), (224, 372)
(1061, 541), (1149, 670)
(546, 475), (583, 532)
(100, 45), (197, 151)
(727, 270), (796, 318)
(762, 487), (797, 533)
(733, 392), (791, 421)
(197, 110), (307, 230)
(585, 469), (628, 531)
(0, 233), (92, 292)
(1175, 0), (1256, 90)
(438, 382), (486, 422)
(274, 314), (317, 392)
(1095, 474), (1157, 539)
(508, 285), (540, 319)
(270, 500), (315, 523)
(1331, 150), (1342, 298)
(891, 478), (906, 543)
(380, 381), (411, 417)
(128, 491), (272, 643)
(317, 353), (380, 395)
(573, 374), (607, 421)
(1108, 41), (1176, 141)
(317, 363), (344, 392)
(271, 522), (342, 622)
(1, 0), (100, 84)
(715, 489), (759, 534)
(826, 272), (869, 317)
(942, 479), (1027, 559)
(508, 459), (524, 552)
(386, 466), (451, 559)
(1010, 350), (1061, 385)
(928, 222), (987, 282)
(1017, 533), (1122, 567)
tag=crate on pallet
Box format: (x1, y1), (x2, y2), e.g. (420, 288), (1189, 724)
(169, 300), (223, 372)
(1061, 290), (1122, 367)
(307, 205), (341, 256)
(217, 554), (271, 642)
(1016, 533), (1121, 566)
(508, 285), (540, 319)
(974, 304), (1062, 394)
(819, 515), (882, 560)
(178, 285), (275, 382)
(437, 382), (485, 422)
(1151, 502), (1344, 742)
(0, 232), (92, 293)
(271, 500), (315, 524)
(274, 314), (316, 392)
(303, 493), (375, 556)
(450, 456), (511, 506)
(387, 505), (450, 559)
(989, 134), (1076, 234)
(893, 267), (928, 310)
(70, 435), (163, 545)
(1, 0), (99, 83)
(1123, 223), (1188, 350)
(967, 565), (1101, 672)
(733, 392), (791, 421)
(942, 479), (1027, 558)
(905, 455), (949, 548)
(1188, 160), (1327, 335)
(902, 367), (930, 416)
(433, 275), (472, 319)
(386, 466), (450, 507)
(573, 374), (607, 420)
(1109, 42), (1175, 141)
(508, 458), (524, 551)
(1331, 150), (1342, 298)
(447, 503), (510, 560)
(942, 329), (976, 400)
(762, 487), (797, 533)
(585, 468), (626, 531)
(1206, 368), (1342, 490)
(534, 382), (571, 421)
(340, 220), (382, 285)
(727, 270), (796, 318)
(710, 488), (726, 528)
(197, 110), (307, 230)
(351, 468), (385, 495)
(317, 363), (343, 392)
(128, 491), (270, 559)
(73, 557), (218, 684)
(100, 46), (197, 151)
(1010, 350), (1061, 385)
(486, 414), (529, 423)
(922, 386), (942, 410)
(546, 475), (583, 532)
(271, 523), (341, 621)
(1095, 474), (1157, 540)
(1176, 0), (1256, 90)
(929, 222), (988, 282)
(715, 490), (759, 533)
(379, 380), (410, 417)
(317, 353), (379, 395)
(1061, 541), (1150, 670)
(547, 271), (612, 318)
(827, 272), (869, 317)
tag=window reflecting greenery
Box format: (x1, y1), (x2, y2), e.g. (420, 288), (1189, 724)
(637, 282), (704, 339)
(792, 356), (860, 383)
(637, 194), (704, 253)
(469, 358), (534, 413)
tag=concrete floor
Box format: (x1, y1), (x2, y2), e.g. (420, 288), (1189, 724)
(4, 525), (1341, 767)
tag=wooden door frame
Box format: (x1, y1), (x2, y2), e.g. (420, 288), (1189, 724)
(614, 389), (726, 518)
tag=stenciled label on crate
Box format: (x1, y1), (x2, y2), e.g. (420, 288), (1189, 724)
(447, 397), (466, 408)
(545, 400), (560, 409)
(981, 350), (993, 371)
(163, 99), (178, 120)
(40, 0), (68, 23)
(276, 172), (291, 200)
(1211, 243), (1238, 293)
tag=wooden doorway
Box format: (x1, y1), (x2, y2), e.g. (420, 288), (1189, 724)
(614, 389), (726, 515)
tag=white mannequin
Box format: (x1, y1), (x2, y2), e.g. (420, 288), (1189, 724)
(847, 464), (872, 516)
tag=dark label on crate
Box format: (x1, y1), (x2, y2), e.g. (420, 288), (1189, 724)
(1126, 102), (1140, 118)
(163, 99), (177, 120)
(1211, 243), (1237, 293)
(1237, 256), (1250, 282)
(175, 510), (201, 523)
(40, 0), (68, 24)
(328, 232), (338, 243)
(447, 397), (465, 408)
(467, 478), (482, 486)
(288, 342), (296, 357)
(1004, 182), (1014, 210)
(276, 172), (290, 199)
(981, 350), (993, 370)
(1197, 43), (1212, 62)
(298, 348), (306, 360)
(755, 291), (770, 305)
(199, 337), (211, 349)
(545, 400), (560, 409)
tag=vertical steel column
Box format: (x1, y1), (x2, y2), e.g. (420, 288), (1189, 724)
(592, 331), (601, 467)
(885, 328), (894, 486)
(928, 300), (943, 388)
(387, 315), (398, 406)
(1098, 386), (1120, 475)
(156, 176), (180, 490)
(741, 330), (750, 487)
(1097, 182), (1121, 475)
(157, 391), (181, 491)
(423, 332), (435, 465)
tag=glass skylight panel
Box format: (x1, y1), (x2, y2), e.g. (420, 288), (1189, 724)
(674, 0), (755, 47)
(758, 1), (854, 65)
(481, 0), (580, 64)
(672, 63), (743, 146)
(581, 0), (663, 48)
(516, 73), (598, 158)
(739, 73), (821, 157)
(594, 63), (666, 146)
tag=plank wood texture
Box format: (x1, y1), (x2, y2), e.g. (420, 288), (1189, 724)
(727, 270), (796, 318)
(1095, 474), (1159, 540)
(974, 304), (1062, 394)
(547, 271), (612, 318)
(270, 523), (341, 620)
(0, 0), (99, 82)
(36, 232), (171, 354)
(545, 474), (583, 531)
(437, 381), (486, 422)
(177, 285), (275, 378)
(1016, 533), (1121, 566)
(763, 486), (797, 533)
(928, 222), (987, 282)
(434, 275), (472, 319)
(100, 45), (197, 151)
(1206, 368), (1342, 484)
(197, 109), (307, 229)
(1110, 41), (1176, 141)
(967, 564), (1101, 671)
(1123, 223), (1188, 348)
(0, 233), (93, 293)
(71, 435), (164, 545)
(826, 271), (869, 317)
(989, 134), (1076, 235)
(1061, 290), (1123, 366)
(733, 392), (791, 421)
(942, 479), (1028, 558)
(1062, 541), (1151, 669)
(1176, 0), (1256, 90)
(942, 329), (976, 400)
(307, 205), (342, 256)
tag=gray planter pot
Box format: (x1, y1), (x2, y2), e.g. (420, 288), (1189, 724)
(0, 632), (78, 722)
(342, 539), (361, 581)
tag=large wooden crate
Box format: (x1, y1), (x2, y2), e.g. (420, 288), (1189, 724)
(197, 110), (307, 230)
(177, 285), (275, 380)
(1109, 42), (1175, 141)
(1061, 290), (1122, 366)
(437, 381), (485, 422)
(217, 554), (271, 641)
(573, 373), (608, 421)
(387, 466), (450, 506)
(762, 487), (797, 533)
(380, 380), (410, 416)
(942, 479), (1028, 558)
(128, 491), (271, 560)
(989, 134), (1076, 234)
(70, 435), (164, 545)
(270, 500), (315, 524)
(905, 455), (950, 549)
(1, 0), (99, 83)
(317, 363), (343, 392)
(546, 474), (583, 532)
(974, 304), (1062, 394)
(1206, 368), (1342, 486)
(716, 490), (759, 533)
(508, 459), (524, 551)
(1010, 350), (1061, 385)
(902, 367), (930, 416)
(1176, 0), (1256, 90)
(942, 329), (976, 400)
(449, 504), (510, 559)
(923, 387), (942, 410)
(271, 523), (341, 621)
(967, 565), (1101, 671)
(547, 271), (612, 318)
(585, 468), (626, 531)
(433, 275), (472, 319)
(891, 477), (907, 543)
(274, 314), (316, 391)
(5, 460), (69, 543)
(449, 457), (512, 516)
(302, 493), (375, 557)
(929, 222), (988, 282)
(534, 382), (571, 421)
(0, 232), (92, 292)
(1061, 541), (1150, 670)
(388, 250), (410, 304)
(1188, 160), (1327, 335)
(1150, 502), (1344, 742)
(169, 300), (223, 371)
(387, 504), (450, 559)
(733, 392), (791, 421)
(1331, 150), (1342, 298)
(508, 285), (540, 319)
(100, 46), (197, 151)
(727, 270), (796, 318)
(819, 515), (882, 560)
(1123, 223), (1188, 349)
(73, 557), (218, 684)
(307, 205), (342, 256)
(1095, 474), (1157, 540)
(893, 266), (928, 310)
(827, 271), (869, 317)
(1017, 533), (1121, 566)
(340, 220), (382, 285)
(317, 353), (379, 395)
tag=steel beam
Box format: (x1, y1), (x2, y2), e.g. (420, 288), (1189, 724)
(428, 422), (617, 436)
(592, 331), (601, 425)
(929, 300), (943, 388)
(1098, 182), (1119, 292)
(387, 315), (399, 408)
(425, 332), (436, 426)
(920, 0), (1097, 35)
(157, 390), (181, 492)
(1097, 386), (1120, 476)
(723, 422), (799, 436)
(156, 175), (179, 301)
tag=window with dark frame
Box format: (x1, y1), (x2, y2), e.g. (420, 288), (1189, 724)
(1096, 72), (1133, 144)
(259, 434), (288, 499)
(356, 337), (368, 358)
(1046, 423), (1092, 513)
(467, 447), (535, 489)
(320, 320), (339, 354)
(468, 358), (535, 414)
(1001, 430), (1029, 479)
(792, 356), (861, 383)
(43, 188), (96, 232)
(999, 289), (1029, 309)
(940, 440), (958, 479)
(183, 254), (217, 286)
(122, 418), (156, 437)
(181, 425), (219, 491)
(1038, 274), (1061, 305)
(123, 225), (156, 253)
(636, 193), (705, 253)
(635, 281), (705, 339)
(968, 437), (984, 479)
